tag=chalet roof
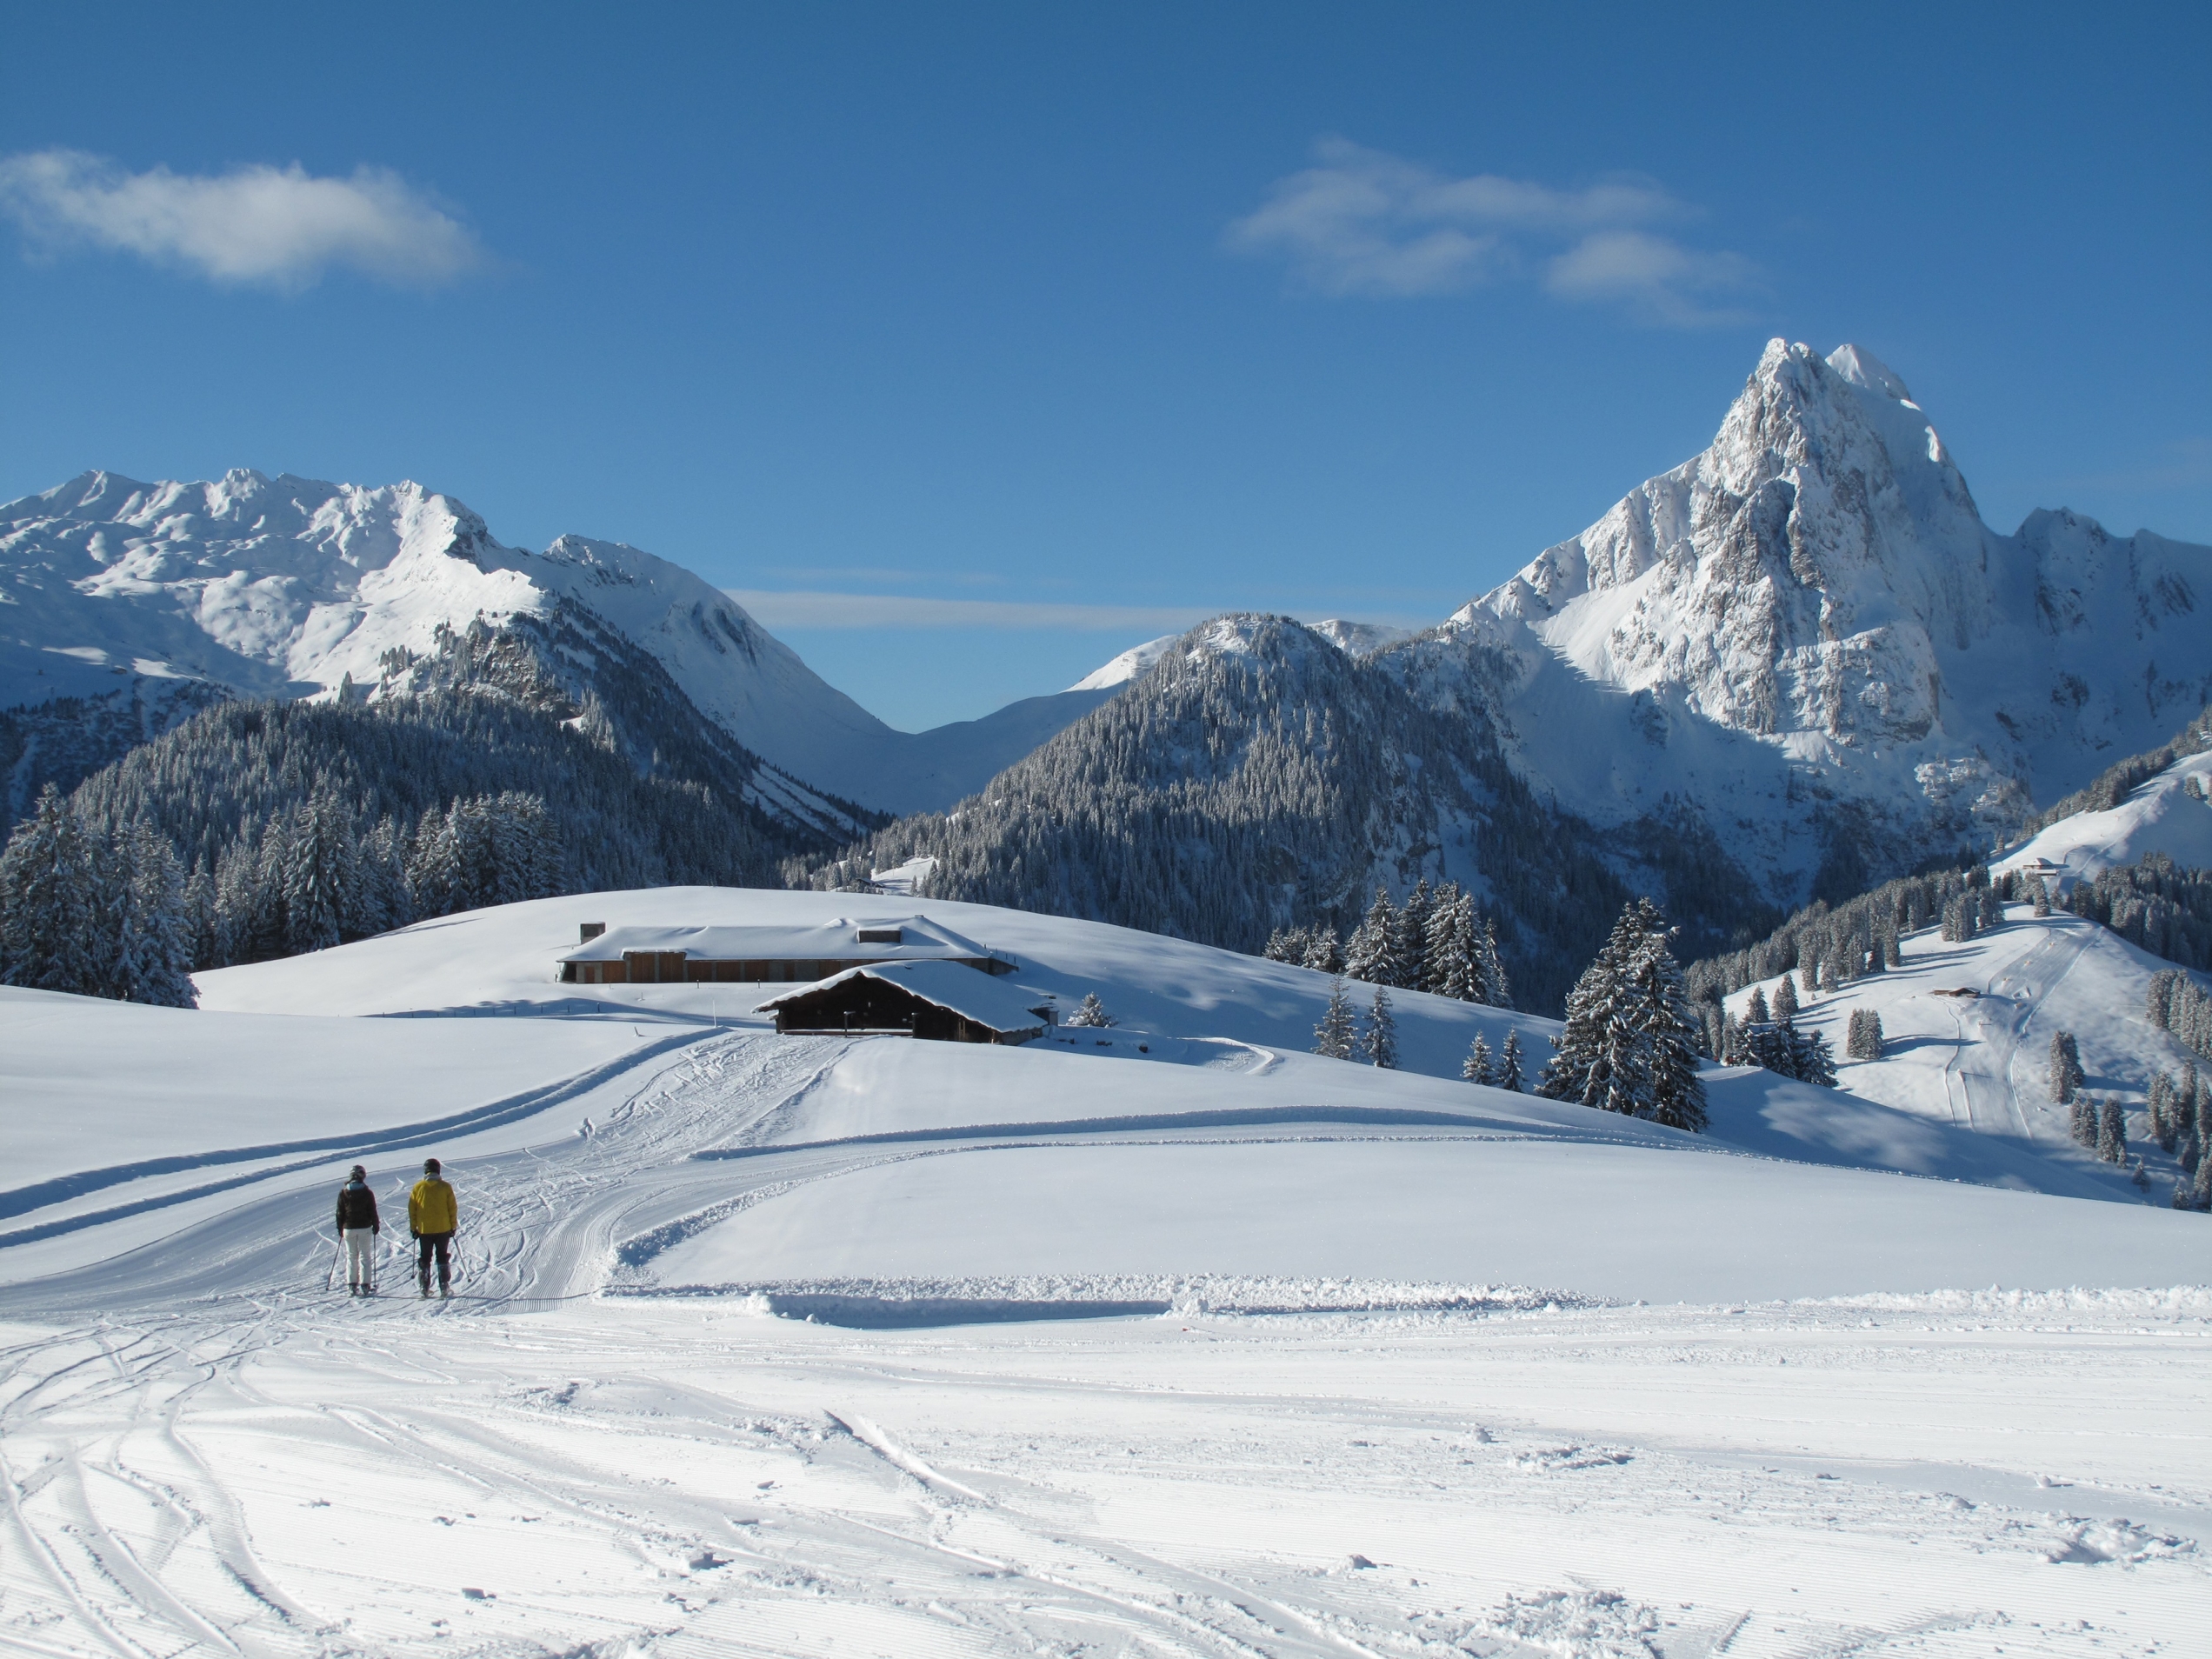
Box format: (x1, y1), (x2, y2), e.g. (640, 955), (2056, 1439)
(754, 961), (1055, 1036)
(559, 916), (1003, 966)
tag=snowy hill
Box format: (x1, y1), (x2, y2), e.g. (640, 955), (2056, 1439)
(1996, 743), (2212, 890)
(0, 883), (2175, 1297)
(1721, 902), (2210, 1204)
(7, 887), (2209, 1656)
(0, 470), (1127, 817)
(1396, 340), (2212, 906)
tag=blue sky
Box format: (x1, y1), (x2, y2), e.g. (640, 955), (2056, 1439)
(3, 3), (2206, 730)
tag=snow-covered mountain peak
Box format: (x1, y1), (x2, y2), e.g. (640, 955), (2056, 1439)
(1411, 339), (2212, 906)
(1824, 343), (1914, 404)
(0, 470), (901, 793)
(1067, 634), (1177, 691)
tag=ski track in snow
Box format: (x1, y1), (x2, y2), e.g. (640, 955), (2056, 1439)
(1, 1028), (2208, 1656)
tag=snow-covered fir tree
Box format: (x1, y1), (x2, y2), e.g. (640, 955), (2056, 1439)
(0, 785), (197, 1006)
(1425, 893), (1472, 1001)
(1462, 1033), (1492, 1085)
(1846, 1008), (1884, 1061)
(1538, 896), (1706, 1129)
(1313, 979), (1356, 1060)
(1065, 992), (1116, 1028)
(1394, 881), (1432, 989)
(2097, 1099), (2128, 1164)
(2069, 1097), (2097, 1148)
(1744, 985), (1769, 1025)
(1622, 909), (1708, 1131)
(0, 784), (100, 995)
(1772, 975), (1799, 1023)
(1343, 889), (1396, 986)
(1496, 1029), (1524, 1092)
(2048, 1032), (2083, 1104)
(110, 822), (197, 1007)
(1359, 987), (1399, 1069)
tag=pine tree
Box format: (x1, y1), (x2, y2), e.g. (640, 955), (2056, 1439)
(1787, 1024), (1839, 1087)
(1846, 1007), (1884, 1061)
(1462, 1033), (1493, 1084)
(0, 783), (101, 995)
(2048, 1032), (2083, 1104)
(1539, 896), (1702, 1124)
(1426, 890), (1473, 1001)
(1066, 991), (1116, 1028)
(1772, 975), (1799, 1023)
(1539, 905), (1643, 1112)
(1343, 889), (1395, 985)
(1497, 1029), (1524, 1093)
(2070, 1097), (2097, 1147)
(1313, 978), (1357, 1060)
(1475, 916), (1511, 1009)
(1745, 985), (1770, 1025)
(113, 823), (196, 1007)
(2097, 1099), (2127, 1164)
(281, 786), (359, 954)
(1359, 987), (1399, 1069)
(1622, 914), (1708, 1131)
(1301, 928), (1343, 974)
(1396, 880), (1433, 990)
(2030, 876), (2051, 917)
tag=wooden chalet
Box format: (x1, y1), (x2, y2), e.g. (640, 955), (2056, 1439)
(755, 961), (1054, 1045)
(556, 916), (1013, 986)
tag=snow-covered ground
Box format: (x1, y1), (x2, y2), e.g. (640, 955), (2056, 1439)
(4, 889), (2209, 1655)
(1721, 902), (2211, 1203)
(1995, 746), (2212, 890)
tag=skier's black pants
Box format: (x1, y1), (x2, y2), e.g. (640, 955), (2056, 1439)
(416, 1231), (453, 1292)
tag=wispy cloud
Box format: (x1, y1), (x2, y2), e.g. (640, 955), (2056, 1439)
(727, 590), (1218, 631)
(1542, 229), (1759, 326)
(1225, 138), (1757, 325)
(0, 149), (481, 290)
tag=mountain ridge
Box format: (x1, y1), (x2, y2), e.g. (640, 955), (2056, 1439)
(0, 468), (1125, 819)
(1400, 339), (2212, 904)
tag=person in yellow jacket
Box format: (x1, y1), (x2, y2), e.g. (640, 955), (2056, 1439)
(408, 1157), (459, 1298)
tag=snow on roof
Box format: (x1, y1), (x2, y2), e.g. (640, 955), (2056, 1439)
(560, 916), (1003, 964)
(754, 960), (1054, 1034)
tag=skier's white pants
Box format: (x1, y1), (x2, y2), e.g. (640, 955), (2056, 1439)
(343, 1227), (376, 1288)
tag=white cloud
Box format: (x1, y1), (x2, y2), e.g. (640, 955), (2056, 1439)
(1226, 138), (1757, 323)
(727, 590), (1218, 631)
(0, 149), (481, 290)
(1543, 230), (1760, 327)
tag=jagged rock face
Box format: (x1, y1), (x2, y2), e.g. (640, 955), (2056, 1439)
(1425, 340), (2212, 903)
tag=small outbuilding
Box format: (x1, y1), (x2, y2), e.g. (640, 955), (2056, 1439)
(755, 961), (1055, 1045)
(557, 916), (1012, 986)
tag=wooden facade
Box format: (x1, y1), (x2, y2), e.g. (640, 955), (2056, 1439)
(765, 975), (1042, 1044)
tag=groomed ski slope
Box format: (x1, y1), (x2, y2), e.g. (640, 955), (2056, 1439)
(1721, 901), (2211, 1203)
(3, 889), (2209, 1656)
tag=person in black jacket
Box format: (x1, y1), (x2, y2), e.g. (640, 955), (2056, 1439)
(336, 1164), (382, 1295)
